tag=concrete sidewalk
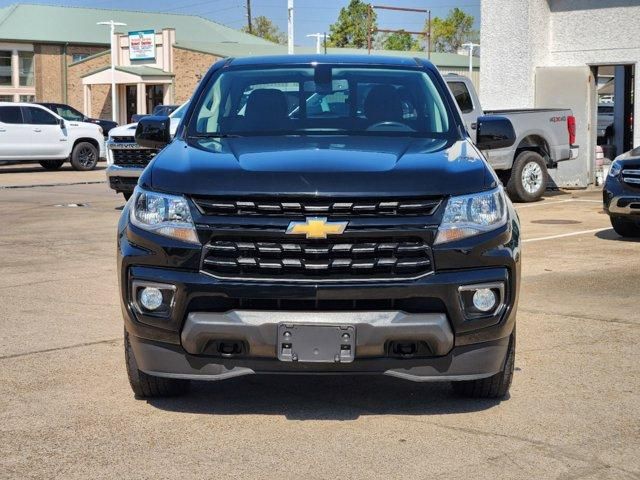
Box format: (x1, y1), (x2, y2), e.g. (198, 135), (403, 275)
(0, 163), (107, 188)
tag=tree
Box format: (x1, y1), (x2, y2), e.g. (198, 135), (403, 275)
(426, 8), (477, 53)
(242, 15), (286, 45)
(327, 0), (377, 49)
(382, 30), (421, 51)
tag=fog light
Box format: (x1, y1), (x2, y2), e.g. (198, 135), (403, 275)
(472, 288), (497, 312)
(139, 287), (163, 311)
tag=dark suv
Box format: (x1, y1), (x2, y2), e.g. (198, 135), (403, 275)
(604, 147), (640, 237)
(119, 55), (520, 400)
(37, 102), (117, 136)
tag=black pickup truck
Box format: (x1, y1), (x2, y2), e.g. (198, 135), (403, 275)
(119, 55), (521, 400)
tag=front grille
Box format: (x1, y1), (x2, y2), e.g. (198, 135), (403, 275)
(112, 148), (158, 167)
(622, 169), (640, 186)
(201, 237), (433, 280)
(111, 135), (136, 143)
(192, 197), (441, 217)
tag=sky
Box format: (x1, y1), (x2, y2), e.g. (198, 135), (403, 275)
(0, 0), (480, 47)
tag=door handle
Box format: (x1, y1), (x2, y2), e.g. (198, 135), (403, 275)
(470, 122), (477, 130)
(0, 128), (6, 132)
(33, 128), (42, 132)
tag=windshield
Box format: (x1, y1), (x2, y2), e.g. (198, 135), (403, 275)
(55, 105), (84, 121)
(188, 65), (453, 137)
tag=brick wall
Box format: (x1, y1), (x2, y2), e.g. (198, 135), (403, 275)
(34, 44), (108, 104)
(34, 44), (63, 102)
(173, 47), (220, 103)
(66, 52), (111, 118)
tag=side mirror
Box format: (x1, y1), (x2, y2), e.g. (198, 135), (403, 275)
(475, 115), (516, 150)
(135, 116), (171, 149)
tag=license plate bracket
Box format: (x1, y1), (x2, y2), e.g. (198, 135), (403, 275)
(277, 324), (355, 363)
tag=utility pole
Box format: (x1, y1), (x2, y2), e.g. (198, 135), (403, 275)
(307, 33), (324, 54)
(246, 0), (252, 34)
(287, 0), (294, 54)
(462, 42), (479, 76)
(97, 20), (126, 123)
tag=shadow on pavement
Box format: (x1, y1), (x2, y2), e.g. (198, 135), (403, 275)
(596, 229), (639, 242)
(148, 374), (503, 419)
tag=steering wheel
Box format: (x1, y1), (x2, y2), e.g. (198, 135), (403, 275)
(366, 121), (415, 132)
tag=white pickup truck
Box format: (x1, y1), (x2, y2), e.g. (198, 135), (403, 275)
(445, 75), (578, 202)
(0, 102), (105, 171)
(105, 103), (187, 199)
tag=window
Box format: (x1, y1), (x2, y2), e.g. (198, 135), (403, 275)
(448, 81), (474, 114)
(0, 95), (13, 102)
(0, 50), (11, 86)
(192, 66), (452, 137)
(19, 95), (35, 103)
(0, 106), (23, 123)
(24, 107), (58, 125)
(72, 53), (89, 63)
(18, 51), (34, 87)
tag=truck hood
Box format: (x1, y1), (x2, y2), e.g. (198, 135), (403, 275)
(145, 136), (495, 197)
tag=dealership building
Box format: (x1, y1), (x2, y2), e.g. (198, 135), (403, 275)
(481, 0), (640, 187)
(0, 3), (479, 125)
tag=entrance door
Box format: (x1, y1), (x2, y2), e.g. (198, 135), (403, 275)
(125, 85), (137, 124)
(146, 85), (164, 115)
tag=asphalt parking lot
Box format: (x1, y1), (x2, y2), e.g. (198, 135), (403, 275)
(0, 166), (638, 480)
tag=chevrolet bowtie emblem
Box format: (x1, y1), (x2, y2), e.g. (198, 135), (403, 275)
(286, 217), (348, 239)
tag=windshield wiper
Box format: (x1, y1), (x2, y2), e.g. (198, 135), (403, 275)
(189, 133), (243, 139)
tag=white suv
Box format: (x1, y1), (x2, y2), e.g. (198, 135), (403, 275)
(0, 102), (106, 171)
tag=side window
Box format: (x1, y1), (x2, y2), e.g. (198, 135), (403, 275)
(25, 107), (59, 125)
(0, 106), (23, 124)
(448, 81), (474, 114)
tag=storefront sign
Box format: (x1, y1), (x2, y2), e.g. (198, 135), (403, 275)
(129, 30), (155, 61)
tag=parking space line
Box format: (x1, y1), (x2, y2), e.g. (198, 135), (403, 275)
(523, 227), (611, 243)
(515, 199), (574, 209)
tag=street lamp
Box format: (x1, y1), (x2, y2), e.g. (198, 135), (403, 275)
(462, 42), (479, 77)
(97, 20), (126, 123)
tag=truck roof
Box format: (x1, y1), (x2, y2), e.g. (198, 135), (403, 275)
(227, 54), (427, 68)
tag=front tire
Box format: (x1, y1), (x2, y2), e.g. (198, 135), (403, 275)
(124, 330), (190, 398)
(39, 160), (64, 170)
(451, 331), (515, 399)
(610, 216), (640, 237)
(507, 151), (547, 202)
(70, 142), (99, 171)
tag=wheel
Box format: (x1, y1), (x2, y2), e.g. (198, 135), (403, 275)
(124, 330), (190, 398)
(70, 142), (99, 171)
(506, 151), (547, 202)
(610, 216), (640, 237)
(39, 160), (64, 170)
(451, 330), (515, 399)
(122, 191), (132, 201)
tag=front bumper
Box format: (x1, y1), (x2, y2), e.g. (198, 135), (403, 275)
(130, 333), (510, 382)
(106, 165), (143, 193)
(603, 174), (640, 219)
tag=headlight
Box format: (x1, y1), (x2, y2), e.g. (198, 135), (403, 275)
(435, 187), (508, 244)
(609, 161), (622, 177)
(130, 187), (199, 244)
